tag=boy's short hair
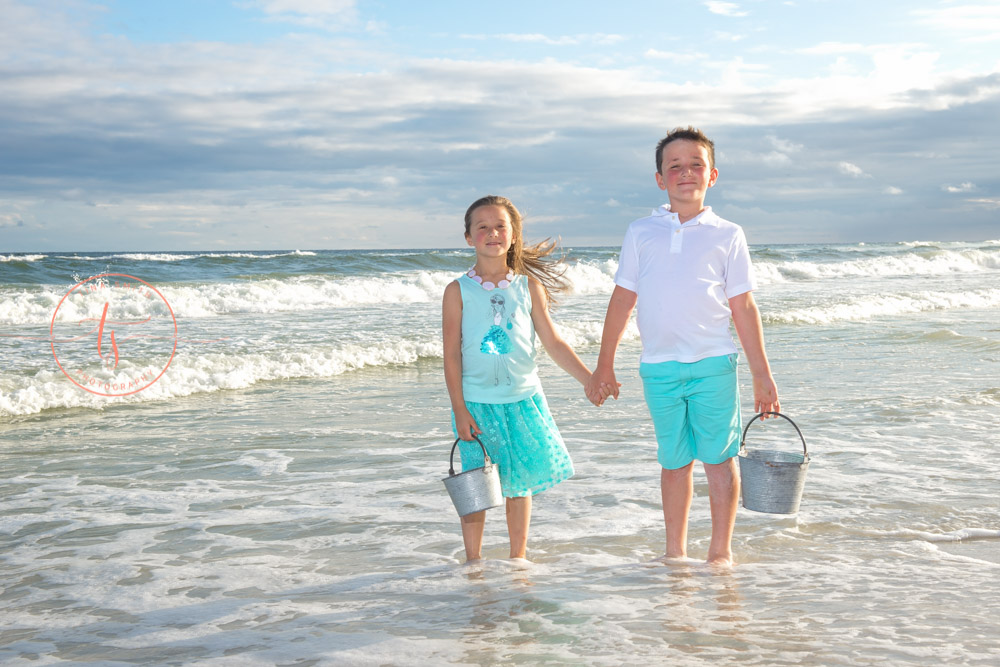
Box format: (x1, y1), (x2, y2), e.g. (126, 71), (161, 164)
(655, 126), (716, 173)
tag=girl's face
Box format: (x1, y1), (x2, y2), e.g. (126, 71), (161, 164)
(466, 205), (513, 259)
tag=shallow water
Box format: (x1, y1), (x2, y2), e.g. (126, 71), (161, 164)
(2, 242), (1000, 665)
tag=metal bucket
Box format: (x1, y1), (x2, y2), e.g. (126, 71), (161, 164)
(738, 412), (810, 514)
(442, 436), (503, 517)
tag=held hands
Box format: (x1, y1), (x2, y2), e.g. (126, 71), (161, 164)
(585, 366), (621, 407)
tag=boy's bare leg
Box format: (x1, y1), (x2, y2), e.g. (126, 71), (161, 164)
(506, 495), (532, 559)
(461, 511), (486, 561)
(661, 463), (694, 558)
(704, 458), (739, 566)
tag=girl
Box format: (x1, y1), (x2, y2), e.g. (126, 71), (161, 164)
(442, 195), (599, 562)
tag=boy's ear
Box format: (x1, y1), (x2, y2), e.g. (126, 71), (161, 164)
(655, 171), (667, 191)
(465, 234), (474, 247)
(708, 167), (719, 188)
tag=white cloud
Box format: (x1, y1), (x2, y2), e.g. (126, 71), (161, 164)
(798, 42), (874, 56)
(761, 152), (792, 166)
(704, 1), (749, 17)
(645, 49), (707, 63)
(461, 33), (624, 46)
(711, 56), (769, 90)
(870, 48), (941, 93)
(912, 5), (1000, 42)
(827, 56), (858, 77)
(791, 43), (950, 109)
(239, 0), (358, 29)
(767, 135), (804, 153)
(245, 0), (356, 15)
(944, 182), (976, 193)
(884, 186), (904, 195)
(713, 31), (746, 43)
(838, 162), (870, 178)
(0, 214), (25, 228)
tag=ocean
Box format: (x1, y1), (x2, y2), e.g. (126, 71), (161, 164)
(2, 240), (999, 665)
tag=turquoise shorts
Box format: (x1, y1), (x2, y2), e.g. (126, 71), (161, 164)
(640, 354), (741, 470)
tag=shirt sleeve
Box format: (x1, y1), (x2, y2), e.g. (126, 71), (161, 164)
(613, 224), (639, 292)
(724, 226), (756, 298)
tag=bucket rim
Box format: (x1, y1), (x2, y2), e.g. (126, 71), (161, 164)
(442, 461), (497, 483)
(738, 449), (810, 464)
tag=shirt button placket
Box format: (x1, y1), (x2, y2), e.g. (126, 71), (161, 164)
(670, 226), (683, 254)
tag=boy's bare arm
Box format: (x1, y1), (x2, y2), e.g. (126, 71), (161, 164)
(729, 291), (780, 417)
(585, 285), (637, 405)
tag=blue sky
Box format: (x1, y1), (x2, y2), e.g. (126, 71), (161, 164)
(1, 0), (998, 250)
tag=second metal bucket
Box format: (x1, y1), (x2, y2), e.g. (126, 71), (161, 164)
(738, 411), (810, 514)
(442, 435), (504, 517)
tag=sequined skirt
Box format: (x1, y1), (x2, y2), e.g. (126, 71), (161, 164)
(452, 392), (574, 497)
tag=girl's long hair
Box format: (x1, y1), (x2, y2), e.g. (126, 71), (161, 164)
(464, 195), (569, 307)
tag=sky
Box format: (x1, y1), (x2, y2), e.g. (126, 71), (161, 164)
(1, 0), (998, 251)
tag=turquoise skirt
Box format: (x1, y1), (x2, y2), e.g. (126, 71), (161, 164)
(452, 392), (574, 498)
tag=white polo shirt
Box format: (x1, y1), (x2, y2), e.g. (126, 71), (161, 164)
(614, 205), (756, 364)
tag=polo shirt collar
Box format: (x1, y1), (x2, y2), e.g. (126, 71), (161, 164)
(651, 205), (719, 227)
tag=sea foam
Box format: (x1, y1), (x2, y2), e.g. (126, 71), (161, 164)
(1, 262), (620, 327)
(767, 288), (1000, 324)
(0, 272), (458, 325)
(51, 250), (318, 262)
(755, 246), (1000, 284)
(1, 254), (48, 262)
(0, 336), (445, 416)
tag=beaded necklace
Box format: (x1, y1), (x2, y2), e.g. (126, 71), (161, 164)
(467, 267), (514, 291)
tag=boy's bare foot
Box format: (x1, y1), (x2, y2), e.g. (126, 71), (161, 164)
(647, 554), (699, 566)
(706, 554), (734, 568)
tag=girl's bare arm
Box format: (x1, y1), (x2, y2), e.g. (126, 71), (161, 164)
(528, 278), (592, 386)
(443, 281), (479, 439)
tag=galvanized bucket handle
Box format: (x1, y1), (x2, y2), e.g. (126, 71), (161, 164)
(449, 435), (493, 476)
(740, 411), (808, 458)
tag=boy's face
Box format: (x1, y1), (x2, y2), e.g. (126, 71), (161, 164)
(655, 139), (718, 208)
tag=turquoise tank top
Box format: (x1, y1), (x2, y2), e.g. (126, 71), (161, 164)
(458, 272), (542, 404)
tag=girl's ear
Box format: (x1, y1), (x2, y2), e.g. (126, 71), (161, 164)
(466, 234), (474, 247)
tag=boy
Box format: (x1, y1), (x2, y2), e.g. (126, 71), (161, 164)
(585, 126), (779, 567)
